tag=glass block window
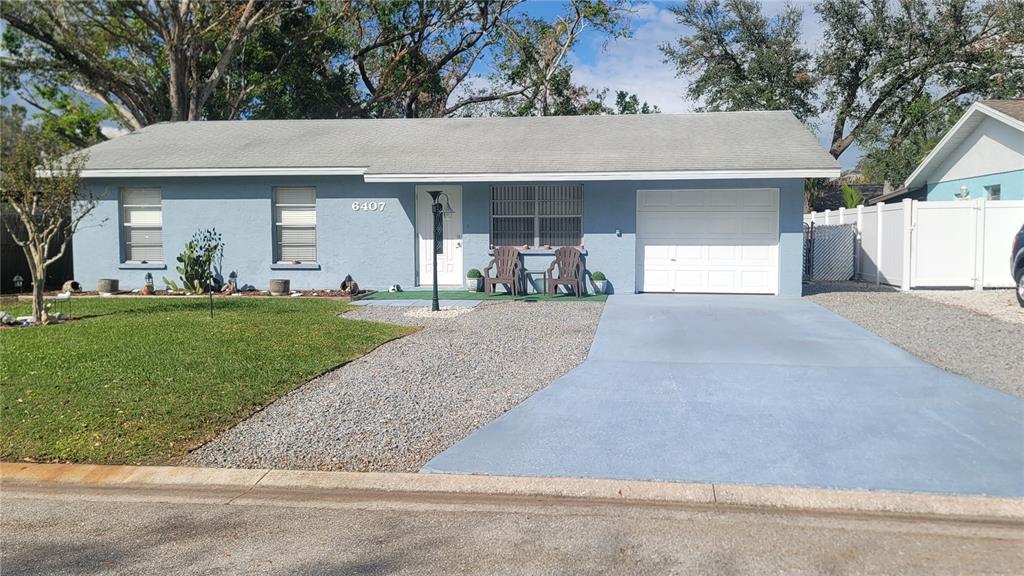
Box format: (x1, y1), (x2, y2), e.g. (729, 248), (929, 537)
(491, 185), (582, 247)
(274, 187), (317, 263)
(122, 188), (163, 262)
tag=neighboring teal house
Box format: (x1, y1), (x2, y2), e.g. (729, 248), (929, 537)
(877, 100), (1024, 204)
(70, 112), (839, 296)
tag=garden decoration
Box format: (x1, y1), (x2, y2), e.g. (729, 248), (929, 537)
(141, 272), (155, 295)
(269, 279), (290, 296)
(340, 275), (360, 295)
(97, 278), (119, 295)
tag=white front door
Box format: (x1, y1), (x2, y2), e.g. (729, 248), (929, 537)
(417, 185), (464, 286)
(637, 188), (780, 294)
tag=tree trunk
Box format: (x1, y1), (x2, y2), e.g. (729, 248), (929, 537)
(31, 263), (46, 324)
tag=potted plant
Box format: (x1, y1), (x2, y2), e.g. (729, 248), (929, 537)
(269, 278), (290, 296)
(591, 271), (607, 294)
(466, 268), (483, 292)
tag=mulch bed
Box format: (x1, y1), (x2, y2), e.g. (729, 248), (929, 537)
(9, 289), (376, 301)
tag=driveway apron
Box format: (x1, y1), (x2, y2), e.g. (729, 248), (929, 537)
(423, 294), (1024, 497)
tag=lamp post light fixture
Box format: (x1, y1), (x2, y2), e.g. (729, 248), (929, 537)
(427, 190), (456, 312)
(12, 274), (24, 293)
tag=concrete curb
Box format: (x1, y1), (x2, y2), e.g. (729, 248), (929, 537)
(3, 462), (1022, 522)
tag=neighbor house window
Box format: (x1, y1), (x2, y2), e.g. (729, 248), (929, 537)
(274, 187), (317, 263)
(491, 185), (583, 247)
(986, 184), (1001, 201)
(122, 188), (163, 262)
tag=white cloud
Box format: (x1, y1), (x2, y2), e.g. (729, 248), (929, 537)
(571, 2), (693, 113)
(100, 123), (130, 139)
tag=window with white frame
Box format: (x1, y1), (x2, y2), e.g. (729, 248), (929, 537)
(491, 185), (583, 247)
(274, 187), (317, 263)
(122, 188), (163, 262)
(986, 184), (1001, 201)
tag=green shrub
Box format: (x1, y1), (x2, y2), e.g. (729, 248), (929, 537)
(591, 271), (606, 281)
(466, 268), (482, 278)
(164, 228), (223, 293)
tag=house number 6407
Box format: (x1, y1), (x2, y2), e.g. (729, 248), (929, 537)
(352, 201), (386, 212)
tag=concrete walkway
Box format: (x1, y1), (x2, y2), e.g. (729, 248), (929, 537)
(425, 295), (1024, 497)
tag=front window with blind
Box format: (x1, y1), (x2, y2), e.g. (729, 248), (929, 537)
(274, 187), (317, 263)
(122, 188), (163, 263)
(491, 185), (583, 248)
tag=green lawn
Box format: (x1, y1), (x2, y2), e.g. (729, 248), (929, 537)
(0, 297), (416, 465)
(365, 290), (607, 302)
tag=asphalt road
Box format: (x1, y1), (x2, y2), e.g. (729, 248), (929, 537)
(2, 487), (1022, 575)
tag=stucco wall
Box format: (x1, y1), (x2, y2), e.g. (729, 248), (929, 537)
(75, 176), (416, 291)
(927, 169), (1024, 201)
(930, 117), (1024, 184)
(74, 177), (805, 296)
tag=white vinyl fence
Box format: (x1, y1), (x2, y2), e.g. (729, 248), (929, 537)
(805, 199), (1024, 289)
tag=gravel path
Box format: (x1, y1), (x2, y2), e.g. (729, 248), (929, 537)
(184, 301), (604, 472)
(913, 289), (1023, 325)
(805, 282), (1024, 398)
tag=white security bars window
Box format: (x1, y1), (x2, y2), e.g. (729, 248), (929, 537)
(491, 185), (583, 247)
(274, 187), (317, 262)
(122, 188), (163, 262)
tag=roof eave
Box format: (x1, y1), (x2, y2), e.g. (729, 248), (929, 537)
(903, 102), (1024, 190)
(363, 168), (841, 183)
(77, 166), (368, 178)
(75, 167), (841, 182)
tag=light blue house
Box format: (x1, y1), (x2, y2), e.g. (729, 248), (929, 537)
(876, 100), (1024, 204)
(71, 112), (839, 296)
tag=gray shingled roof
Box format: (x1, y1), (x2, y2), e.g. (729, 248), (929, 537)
(982, 99), (1024, 122)
(78, 111), (839, 176)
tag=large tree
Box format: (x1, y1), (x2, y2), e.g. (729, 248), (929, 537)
(2, 0), (293, 129)
(3, 0), (632, 124)
(660, 0), (1024, 185)
(817, 0), (1023, 163)
(659, 0), (816, 120)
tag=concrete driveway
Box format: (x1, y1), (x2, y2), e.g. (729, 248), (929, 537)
(424, 295), (1024, 497)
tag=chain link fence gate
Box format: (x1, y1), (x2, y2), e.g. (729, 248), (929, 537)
(803, 223), (857, 282)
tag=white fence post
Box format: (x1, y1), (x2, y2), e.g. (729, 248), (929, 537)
(875, 201), (884, 285)
(974, 198), (986, 290)
(855, 204), (864, 278)
(901, 199), (913, 291)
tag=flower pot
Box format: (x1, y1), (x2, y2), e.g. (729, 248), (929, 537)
(269, 278), (290, 296)
(96, 278), (119, 295)
(593, 279), (607, 294)
(466, 277), (483, 292)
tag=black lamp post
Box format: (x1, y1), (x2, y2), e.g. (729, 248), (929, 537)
(427, 190), (455, 312)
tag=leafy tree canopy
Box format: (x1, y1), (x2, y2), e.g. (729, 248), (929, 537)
(660, 0), (1024, 185)
(2, 0), (640, 139)
(659, 0), (816, 120)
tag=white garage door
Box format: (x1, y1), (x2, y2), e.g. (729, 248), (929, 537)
(637, 188), (779, 294)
